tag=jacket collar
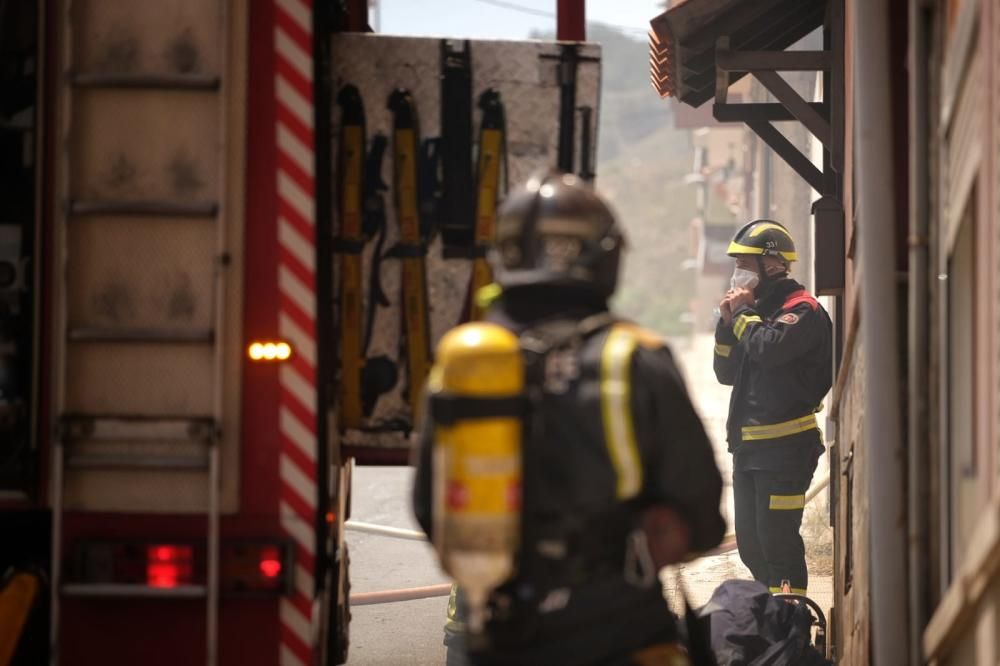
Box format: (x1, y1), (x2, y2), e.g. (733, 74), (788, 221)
(755, 277), (804, 315)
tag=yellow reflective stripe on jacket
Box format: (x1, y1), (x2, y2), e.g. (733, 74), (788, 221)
(770, 586), (808, 595)
(768, 494), (806, 510)
(714, 343), (732, 358)
(741, 414), (818, 441)
(600, 325), (643, 500)
(733, 313), (762, 340)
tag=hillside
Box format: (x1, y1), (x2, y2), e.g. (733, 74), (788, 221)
(529, 22), (699, 335)
(598, 125), (697, 335)
(588, 24), (698, 335)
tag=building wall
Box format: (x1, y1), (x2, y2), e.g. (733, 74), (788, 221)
(924, 0), (1000, 661)
(832, 340), (870, 664)
(992, 0), (1000, 475)
(984, 0), (1000, 511)
(841, 0), (858, 338)
(830, 0), (865, 661)
(709, 0), (1000, 662)
(828, 0), (1000, 662)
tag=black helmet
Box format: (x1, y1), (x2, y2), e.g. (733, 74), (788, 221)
(727, 219), (797, 264)
(489, 170), (625, 298)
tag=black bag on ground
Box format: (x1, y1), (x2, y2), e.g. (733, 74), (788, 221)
(698, 580), (830, 666)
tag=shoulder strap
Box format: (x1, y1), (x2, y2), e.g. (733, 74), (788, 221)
(782, 289), (819, 312)
(599, 324), (646, 501)
(518, 311), (618, 356)
(517, 315), (648, 503)
(613, 321), (666, 350)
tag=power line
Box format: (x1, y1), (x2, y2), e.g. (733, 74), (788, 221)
(471, 0), (553, 19)
(469, 0), (650, 36)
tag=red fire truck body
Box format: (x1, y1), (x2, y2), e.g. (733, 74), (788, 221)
(1, 1), (349, 663)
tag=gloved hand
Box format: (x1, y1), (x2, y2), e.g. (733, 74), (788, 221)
(640, 504), (692, 568)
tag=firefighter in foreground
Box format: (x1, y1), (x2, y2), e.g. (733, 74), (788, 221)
(713, 220), (832, 597)
(412, 170), (726, 665)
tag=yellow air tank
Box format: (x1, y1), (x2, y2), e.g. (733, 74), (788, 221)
(429, 322), (524, 634)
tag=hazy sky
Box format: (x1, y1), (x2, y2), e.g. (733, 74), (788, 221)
(376, 0), (664, 40)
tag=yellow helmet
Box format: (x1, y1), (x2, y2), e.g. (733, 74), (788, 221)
(727, 219), (797, 264)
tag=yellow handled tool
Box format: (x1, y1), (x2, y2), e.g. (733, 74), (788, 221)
(335, 85), (367, 430)
(467, 90), (506, 321)
(0, 570), (41, 665)
(388, 89), (433, 425)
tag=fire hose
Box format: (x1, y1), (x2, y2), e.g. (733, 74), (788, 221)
(344, 474), (831, 605)
(342, 521), (449, 606)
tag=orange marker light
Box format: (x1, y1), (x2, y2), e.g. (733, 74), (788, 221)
(248, 340), (293, 362)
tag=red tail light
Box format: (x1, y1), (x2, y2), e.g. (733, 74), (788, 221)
(259, 546), (282, 579)
(220, 541), (291, 593)
(73, 539), (291, 595)
(146, 545), (194, 588)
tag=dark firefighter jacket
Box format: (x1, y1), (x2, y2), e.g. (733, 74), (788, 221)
(412, 287), (726, 665)
(714, 277), (832, 471)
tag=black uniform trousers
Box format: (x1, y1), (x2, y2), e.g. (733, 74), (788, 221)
(732, 435), (820, 593)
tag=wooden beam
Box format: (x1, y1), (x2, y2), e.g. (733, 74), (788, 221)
(715, 37), (731, 104)
(714, 102), (829, 123)
(716, 49), (832, 72)
(747, 120), (825, 192)
(753, 69), (832, 147)
(830, 0), (845, 174)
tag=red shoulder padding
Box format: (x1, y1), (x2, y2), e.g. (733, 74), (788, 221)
(783, 289), (819, 311)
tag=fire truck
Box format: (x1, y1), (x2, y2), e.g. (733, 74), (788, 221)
(1, 0), (353, 663)
(1, 0), (596, 662)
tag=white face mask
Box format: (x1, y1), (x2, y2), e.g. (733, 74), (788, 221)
(731, 267), (759, 291)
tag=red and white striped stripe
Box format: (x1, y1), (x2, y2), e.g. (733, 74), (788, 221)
(274, 0), (317, 663)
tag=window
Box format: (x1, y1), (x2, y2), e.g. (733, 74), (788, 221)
(941, 199), (977, 584)
(843, 447), (854, 594)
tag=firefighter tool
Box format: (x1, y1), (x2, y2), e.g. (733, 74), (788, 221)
(541, 45), (599, 177)
(359, 133), (399, 418)
(336, 89), (398, 427)
(439, 39), (475, 252)
(387, 88), (433, 425)
(466, 89), (506, 321)
(334, 85), (368, 430)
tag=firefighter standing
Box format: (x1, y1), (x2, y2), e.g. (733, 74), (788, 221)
(714, 220), (832, 596)
(412, 171), (726, 665)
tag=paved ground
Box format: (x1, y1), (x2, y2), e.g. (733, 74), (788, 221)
(344, 333), (834, 664)
(345, 466), (448, 665)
